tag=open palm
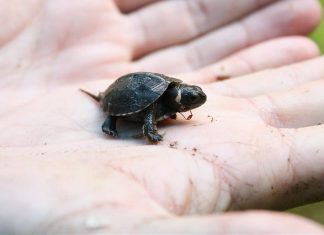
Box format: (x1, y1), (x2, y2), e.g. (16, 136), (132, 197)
(1, 0), (324, 233)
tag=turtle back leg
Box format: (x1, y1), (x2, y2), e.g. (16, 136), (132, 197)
(102, 116), (118, 137)
(143, 104), (163, 142)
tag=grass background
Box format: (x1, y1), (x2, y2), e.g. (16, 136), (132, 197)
(289, 0), (324, 223)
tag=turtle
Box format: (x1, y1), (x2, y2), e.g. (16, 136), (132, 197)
(80, 72), (207, 142)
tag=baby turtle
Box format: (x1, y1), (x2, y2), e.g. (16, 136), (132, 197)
(80, 72), (207, 142)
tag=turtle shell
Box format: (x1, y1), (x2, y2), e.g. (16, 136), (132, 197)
(101, 72), (182, 116)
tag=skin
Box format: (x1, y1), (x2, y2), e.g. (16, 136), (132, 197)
(0, 0), (324, 233)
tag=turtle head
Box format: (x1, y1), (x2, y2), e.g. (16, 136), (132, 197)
(164, 84), (207, 112)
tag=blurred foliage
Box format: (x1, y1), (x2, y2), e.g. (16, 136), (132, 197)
(310, 0), (324, 53)
(289, 0), (324, 224)
(290, 201), (324, 224)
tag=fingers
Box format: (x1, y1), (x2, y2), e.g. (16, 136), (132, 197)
(189, 36), (320, 83)
(212, 56), (324, 97)
(129, 0), (278, 58)
(252, 80), (324, 128)
(139, 211), (324, 234)
(133, 0), (321, 72)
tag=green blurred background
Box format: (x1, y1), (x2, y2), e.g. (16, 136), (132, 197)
(310, 0), (324, 53)
(289, 0), (324, 223)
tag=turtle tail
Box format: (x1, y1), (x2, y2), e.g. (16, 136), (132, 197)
(79, 88), (101, 102)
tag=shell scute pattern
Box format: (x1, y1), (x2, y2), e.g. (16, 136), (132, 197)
(102, 73), (178, 116)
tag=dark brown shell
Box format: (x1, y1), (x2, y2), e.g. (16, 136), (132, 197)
(101, 72), (182, 116)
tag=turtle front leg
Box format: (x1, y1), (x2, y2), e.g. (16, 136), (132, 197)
(170, 114), (177, 119)
(143, 105), (162, 142)
(102, 116), (118, 137)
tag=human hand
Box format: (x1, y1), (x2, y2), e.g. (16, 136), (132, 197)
(2, 57), (324, 233)
(0, 0), (321, 114)
(1, 0), (324, 233)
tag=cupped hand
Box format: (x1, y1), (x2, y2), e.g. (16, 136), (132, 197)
(1, 0), (324, 234)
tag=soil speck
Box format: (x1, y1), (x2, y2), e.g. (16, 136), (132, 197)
(216, 75), (231, 81)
